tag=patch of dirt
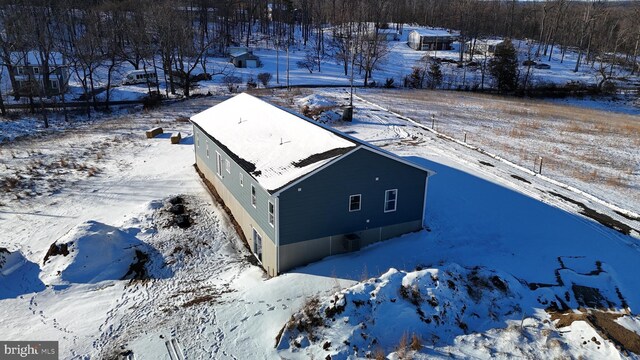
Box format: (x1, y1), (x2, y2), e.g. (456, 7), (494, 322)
(165, 196), (192, 229)
(123, 249), (149, 281)
(43, 242), (69, 264)
(510, 174), (531, 184)
(589, 311), (640, 354)
(549, 308), (640, 355)
(549, 310), (587, 328)
(572, 284), (613, 309)
(182, 294), (216, 308)
(615, 210), (640, 222)
(548, 191), (638, 236)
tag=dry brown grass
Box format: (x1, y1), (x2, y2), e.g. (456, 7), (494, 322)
(606, 174), (628, 188)
(395, 332), (409, 359)
(372, 347), (386, 360)
(410, 333), (422, 351)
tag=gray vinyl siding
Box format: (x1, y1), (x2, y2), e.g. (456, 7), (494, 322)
(278, 148), (427, 246)
(193, 125), (276, 243)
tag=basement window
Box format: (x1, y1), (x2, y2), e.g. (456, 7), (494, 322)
(384, 189), (397, 213)
(349, 194), (361, 212)
(268, 201), (275, 226)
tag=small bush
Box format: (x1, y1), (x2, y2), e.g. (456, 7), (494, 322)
(222, 75), (242, 93)
(384, 78), (395, 88)
(246, 76), (257, 89)
(601, 80), (617, 95)
(257, 72), (273, 87)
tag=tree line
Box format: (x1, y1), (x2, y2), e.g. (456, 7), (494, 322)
(0, 0), (637, 111)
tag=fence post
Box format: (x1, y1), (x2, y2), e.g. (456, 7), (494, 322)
(539, 157), (543, 175)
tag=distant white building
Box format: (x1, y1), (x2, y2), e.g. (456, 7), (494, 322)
(408, 29), (458, 51)
(374, 28), (402, 41)
(465, 39), (504, 55)
(8, 51), (69, 97)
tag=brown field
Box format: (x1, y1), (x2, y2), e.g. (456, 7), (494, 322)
(359, 89), (640, 213)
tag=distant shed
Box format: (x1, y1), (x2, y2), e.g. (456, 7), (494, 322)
(230, 51), (260, 68)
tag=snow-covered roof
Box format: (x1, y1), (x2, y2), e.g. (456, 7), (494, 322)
(469, 39), (504, 46)
(10, 51), (65, 66)
(411, 28), (457, 38)
(230, 50), (258, 59)
(191, 93), (358, 192)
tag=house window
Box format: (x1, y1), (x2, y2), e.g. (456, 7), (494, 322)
(33, 67), (39, 74)
(196, 133), (199, 148)
(349, 194), (361, 212)
(225, 159), (231, 173)
(384, 189), (398, 213)
(251, 185), (257, 208)
(239, 173), (243, 187)
(17, 67), (24, 75)
(206, 141), (209, 158)
(216, 152), (222, 176)
(268, 201), (275, 226)
(50, 80), (58, 89)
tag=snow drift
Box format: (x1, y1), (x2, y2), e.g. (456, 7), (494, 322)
(277, 264), (636, 359)
(40, 220), (154, 285)
(0, 248), (45, 299)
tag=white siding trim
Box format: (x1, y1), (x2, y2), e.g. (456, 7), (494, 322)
(422, 176), (429, 228)
(275, 196), (280, 275)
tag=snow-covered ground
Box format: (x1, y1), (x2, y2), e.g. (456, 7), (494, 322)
(0, 86), (639, 359)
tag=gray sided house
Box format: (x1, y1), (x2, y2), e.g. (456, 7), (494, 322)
(408, 29), (458, 51)
(9, 51), (69, 97)
(191, 93), (434, 276)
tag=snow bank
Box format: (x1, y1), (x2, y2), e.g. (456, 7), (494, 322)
(278, 264), (528, 358)
(0, 248), (45, 299)
(296, 94), (337, 109)
(40, 220), (151, 285)
(277, 263), (636, 359)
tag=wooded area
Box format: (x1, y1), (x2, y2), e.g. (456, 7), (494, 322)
(0, 0), (637, 107)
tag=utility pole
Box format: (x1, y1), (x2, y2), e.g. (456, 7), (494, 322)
(276, 39), (280, 84)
